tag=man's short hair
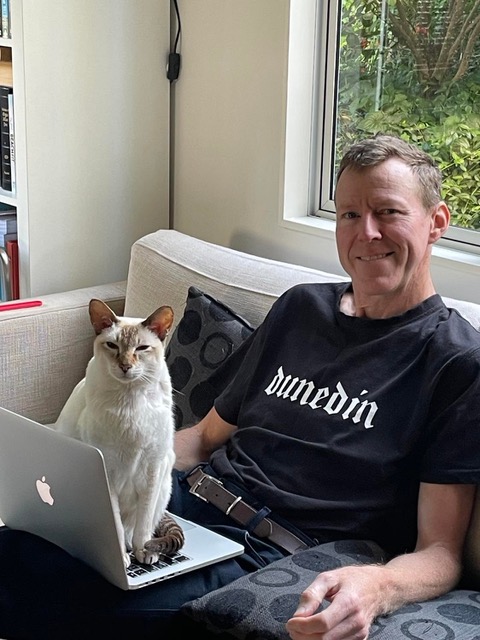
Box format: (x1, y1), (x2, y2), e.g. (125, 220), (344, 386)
(336, 134), (443, 209)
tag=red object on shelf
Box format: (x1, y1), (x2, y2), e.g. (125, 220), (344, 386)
(5, 237), (18, 298)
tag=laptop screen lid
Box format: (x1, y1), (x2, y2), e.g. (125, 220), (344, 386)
(0, 406), (244, 590)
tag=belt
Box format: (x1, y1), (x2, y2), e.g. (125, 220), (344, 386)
(186, 467), (308, 554)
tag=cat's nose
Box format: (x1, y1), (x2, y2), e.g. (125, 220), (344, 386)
(119, 363), (132, 373)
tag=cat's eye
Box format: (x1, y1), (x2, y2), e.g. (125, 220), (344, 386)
(105, 341), (118, 350)
(136, 345), (150, 352)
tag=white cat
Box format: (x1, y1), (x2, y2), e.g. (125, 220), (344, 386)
(55, 298), (184, 567)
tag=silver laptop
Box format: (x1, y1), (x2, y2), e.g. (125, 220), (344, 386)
(0, 406), (244, 590)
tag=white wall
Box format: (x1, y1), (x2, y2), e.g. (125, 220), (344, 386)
(172, 0), (480, 305)
(17, 0), (171, 296)
(173, 0), (344, 278)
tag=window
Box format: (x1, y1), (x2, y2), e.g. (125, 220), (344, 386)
(310, 0), (480, 252)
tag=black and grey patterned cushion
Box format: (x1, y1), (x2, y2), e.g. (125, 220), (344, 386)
(180, 540), (480, 639)
(165, 286), (254, 429)
(372, 592), (480, 639)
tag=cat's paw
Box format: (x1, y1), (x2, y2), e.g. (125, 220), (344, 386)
(144, 531), (185, 557)
(123, 551), (132, 569)
(134, 547), (159, 565)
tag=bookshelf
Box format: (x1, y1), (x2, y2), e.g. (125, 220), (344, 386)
(2, 0), (171, 299)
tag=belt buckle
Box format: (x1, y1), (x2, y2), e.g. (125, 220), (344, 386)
(189, 471), (224, 502)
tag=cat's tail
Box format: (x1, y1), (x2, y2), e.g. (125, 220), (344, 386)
(144, 513), (185, 556)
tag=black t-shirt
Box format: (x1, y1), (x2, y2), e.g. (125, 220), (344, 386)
(210, 283), (480, 555)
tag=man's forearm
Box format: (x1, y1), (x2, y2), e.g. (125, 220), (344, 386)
(377, 543), (462, 615)
(174, 407), (237, 471)
(174, 424), (210, 471)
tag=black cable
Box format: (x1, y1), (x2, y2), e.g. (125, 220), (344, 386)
(167, 0), (181, 82)
(172, 0), (181, 53)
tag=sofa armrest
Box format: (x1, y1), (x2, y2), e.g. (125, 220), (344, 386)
(0, 281), (126, 425)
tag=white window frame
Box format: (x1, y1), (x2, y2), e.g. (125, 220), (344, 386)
(281, 0), (480, 271)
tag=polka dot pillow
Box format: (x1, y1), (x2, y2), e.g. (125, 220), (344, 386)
(165, 286), (254, 429)
(180, 539), (480, 639)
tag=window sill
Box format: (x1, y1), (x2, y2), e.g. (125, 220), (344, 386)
(282, 214), (336, 239)
(431, 243), (480, 272)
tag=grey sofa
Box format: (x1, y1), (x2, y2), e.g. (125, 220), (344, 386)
(1, 228), (480, 638)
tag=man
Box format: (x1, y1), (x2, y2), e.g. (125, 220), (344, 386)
(173, 134), (480, 638)
(0, 135), (479, 640)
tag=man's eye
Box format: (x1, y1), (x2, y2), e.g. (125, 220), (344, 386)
(380, 208), (398, 215)
(341, 211), (358, 219)
(106, 342), (118, 350)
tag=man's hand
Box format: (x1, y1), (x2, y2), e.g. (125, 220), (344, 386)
(286, 564), (384, 640)
(286, 483), (475, 639)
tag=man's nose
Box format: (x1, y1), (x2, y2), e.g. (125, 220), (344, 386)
(358, 214), (382, 241)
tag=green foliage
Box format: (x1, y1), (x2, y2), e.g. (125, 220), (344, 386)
(337, 0), (480, 229)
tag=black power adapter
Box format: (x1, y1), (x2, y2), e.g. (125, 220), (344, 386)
(167, 52), (181, 82)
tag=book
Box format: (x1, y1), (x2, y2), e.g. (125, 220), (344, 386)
(0, 214), (15, 235)
(7, 91), (14, 192)
(2, 229), (15, 242)
(5, 236), (18, 298)
(0, 209), (16, 249)
(0, 242), (7, 300)
(1, 0), (9, 40)
(0, 202), (16, 226)
(0, 212), (15, 234)
(0, 84), (12, 190)
(0, 228), (15, 257)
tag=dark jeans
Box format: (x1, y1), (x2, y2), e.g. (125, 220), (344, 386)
(0, 465), (301, 640)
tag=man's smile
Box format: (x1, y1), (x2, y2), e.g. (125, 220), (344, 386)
(357, 252), (394, 262)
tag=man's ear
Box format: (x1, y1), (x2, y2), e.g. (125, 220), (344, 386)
(429, 201), (450, 244)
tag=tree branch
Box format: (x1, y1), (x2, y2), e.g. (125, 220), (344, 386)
(435, 0), (466, 73)
(389, 1), (430, 80)
(451, 16), (480, 81)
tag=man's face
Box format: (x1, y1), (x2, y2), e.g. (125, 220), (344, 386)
(335, 158), (447, 305)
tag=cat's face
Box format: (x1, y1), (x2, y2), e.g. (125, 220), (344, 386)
(95, 321), (165, 383)
(89, 299), (174, 384)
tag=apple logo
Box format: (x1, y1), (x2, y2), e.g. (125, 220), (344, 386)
(35, 476), (55, 506)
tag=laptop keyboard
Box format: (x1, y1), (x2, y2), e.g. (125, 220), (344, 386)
(126, 551), (191, 578)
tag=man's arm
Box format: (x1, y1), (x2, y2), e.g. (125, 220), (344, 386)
(174, 407), (237, 471)
(286, 482), (476, 640)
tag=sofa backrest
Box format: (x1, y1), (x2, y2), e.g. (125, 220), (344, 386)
(124, 230), (349, 324)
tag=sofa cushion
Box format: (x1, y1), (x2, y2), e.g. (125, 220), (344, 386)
(165, 286), (254, 428)
(180, 540), (480, 639)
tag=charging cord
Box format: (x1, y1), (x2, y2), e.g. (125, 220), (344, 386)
(167, 0), (181, 82)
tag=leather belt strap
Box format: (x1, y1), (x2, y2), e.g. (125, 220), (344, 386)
(186, 467), (308, 554)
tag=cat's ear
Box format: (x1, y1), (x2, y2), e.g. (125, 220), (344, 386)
(89, 299), (118, 335)
(143, 306), (174, 341)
